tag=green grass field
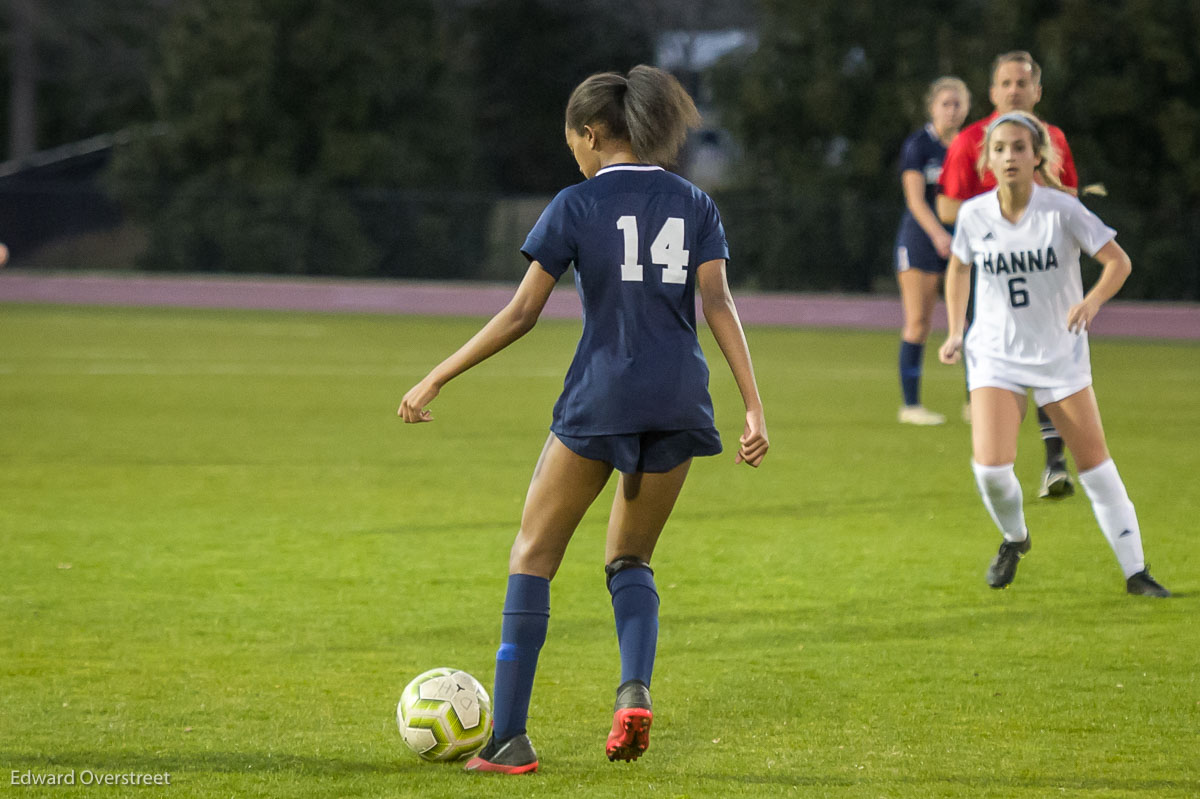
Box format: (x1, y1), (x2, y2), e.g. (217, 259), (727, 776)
(2, 303), (1197, 798)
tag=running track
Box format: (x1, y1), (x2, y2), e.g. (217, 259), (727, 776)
(2, 271), (1199, 340)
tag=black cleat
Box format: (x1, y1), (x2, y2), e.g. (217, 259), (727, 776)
(1126, 568), (1171, 598)
(1038, 461), (1075, 499)
(986, 533), (1031, 589)
(464, 733), (539, 774)
(614, 679), (652, 713)
(607, 679), (652, 762)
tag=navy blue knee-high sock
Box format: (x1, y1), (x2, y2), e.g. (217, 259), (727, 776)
(491, 574), (550, 740)
(609, 567), (659, 687)
(899, 340), (924, 406)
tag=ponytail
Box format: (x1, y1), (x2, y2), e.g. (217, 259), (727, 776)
(566, 65), (700, 167)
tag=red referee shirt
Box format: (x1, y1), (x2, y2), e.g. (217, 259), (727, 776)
(939, 111), (1078, 201)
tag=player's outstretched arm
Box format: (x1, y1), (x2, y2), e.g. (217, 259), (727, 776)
(1068, 239), (1131, 333)
(697, 259), (768, 467)
(938, 255), (971, 364)
(399, 263), (557, 423)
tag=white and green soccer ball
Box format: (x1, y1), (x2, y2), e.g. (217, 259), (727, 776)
(397, 668), (492, 761)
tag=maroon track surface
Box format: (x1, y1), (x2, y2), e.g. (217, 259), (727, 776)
(2, 271), (1199, 340)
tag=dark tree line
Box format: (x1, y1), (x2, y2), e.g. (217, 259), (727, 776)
(2, 0), (1196, 298)
(108, 0), (659, 276)
(2, 0), (168, 158)
(108, 0), (480, 274)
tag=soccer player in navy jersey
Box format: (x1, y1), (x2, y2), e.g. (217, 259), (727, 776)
(894, 76), (970, 426)
(399, 65), (769, 773)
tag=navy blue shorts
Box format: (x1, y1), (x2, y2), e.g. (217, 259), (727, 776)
(554, 428), (722, 474)
(895, 220), (949, 275)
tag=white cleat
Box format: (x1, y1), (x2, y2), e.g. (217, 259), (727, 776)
(898, 405), (946, 426)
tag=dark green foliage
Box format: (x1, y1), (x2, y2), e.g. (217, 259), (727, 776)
(465, 0), (655, 192)
(110, 0), (478, 275)
(105, 0), (653, 275)
(0, 0), (166, 150)
(709, 0), (983, 291)
(1035, 0), (1200, 300)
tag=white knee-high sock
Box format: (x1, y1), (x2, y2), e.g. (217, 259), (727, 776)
(971, 462), (1027, 542)
(1078, 459), (1145, 578)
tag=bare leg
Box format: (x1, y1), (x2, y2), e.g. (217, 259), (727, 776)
(970, 387), (1026, 466)
(509, 434), (613, 578)
(898, 268), (941, 346)
(604, 459), (692, 563)
(1039, 387), (1109, 472)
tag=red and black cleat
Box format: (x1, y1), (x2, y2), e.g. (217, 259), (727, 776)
(464, 733), (539, 774)
(606, 680), (653, 762)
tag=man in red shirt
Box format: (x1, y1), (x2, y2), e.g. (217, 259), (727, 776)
(939, 52), (1077, 218)
(938, 50), (1079, 500)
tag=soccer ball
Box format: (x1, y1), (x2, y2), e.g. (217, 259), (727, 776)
(397, 668), (492, 761)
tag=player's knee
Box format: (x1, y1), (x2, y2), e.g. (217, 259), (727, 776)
(509, 530), (561, 579)
(972, 461), (1018, 499)
(903, 318), (932, 342)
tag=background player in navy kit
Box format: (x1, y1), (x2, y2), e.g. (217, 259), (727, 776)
(938, 112), (1169, 597)
(894, 76), (970, 425)
(399, 65), (769, 773)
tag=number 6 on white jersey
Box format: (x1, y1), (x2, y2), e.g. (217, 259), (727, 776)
(617, 216), (689, 284)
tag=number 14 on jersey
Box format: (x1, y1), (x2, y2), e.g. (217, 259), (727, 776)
(617, 216), (689, 284)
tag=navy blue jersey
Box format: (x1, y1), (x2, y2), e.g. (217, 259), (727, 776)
(895, 125), (951, 272)
(899, 124), (947, 209)
(522, 164), (729, 436)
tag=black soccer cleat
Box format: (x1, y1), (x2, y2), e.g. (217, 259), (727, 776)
(986, 533), (1031, 589)
(607, 679), (652, 762)
(1125, 568), (1171, 598)
(1038, 461), (1075, 499)
(464, 733), (539, 774)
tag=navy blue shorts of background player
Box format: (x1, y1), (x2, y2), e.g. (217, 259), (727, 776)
(894, 224), (949, 275)
(555, 429), (721, 474)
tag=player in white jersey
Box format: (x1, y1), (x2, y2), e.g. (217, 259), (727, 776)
(938, 111), (1169, 597)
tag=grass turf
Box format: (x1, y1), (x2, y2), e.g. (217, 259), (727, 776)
(1, 303), (1197, 798)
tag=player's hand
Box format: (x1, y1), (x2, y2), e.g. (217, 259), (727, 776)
(932, 229), (952, 260)
(938, 334), (963, 365)
(735, 408), (768, 467)
(398, 377), (439, 423)
(1067, 299), (1099, 334)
